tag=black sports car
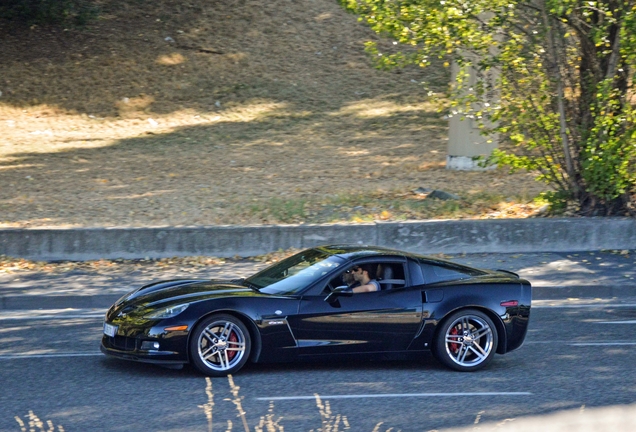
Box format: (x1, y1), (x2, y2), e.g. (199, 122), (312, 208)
(101, 245), (531, 376)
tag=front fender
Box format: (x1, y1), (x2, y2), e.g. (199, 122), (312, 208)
(184, 296), (300, 364)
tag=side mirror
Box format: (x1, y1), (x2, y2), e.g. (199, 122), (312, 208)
(324, 286), (353, 303)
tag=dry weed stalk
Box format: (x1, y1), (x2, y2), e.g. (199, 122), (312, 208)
(14, 410), (64, 432)
(228, 374), (251, 432)
(474, 410), (485, 425)
(371, 422), (384, 432)
(198, 377), (215, 432)
(312, 394), (350, 432)
(255, 401), (285, 432)
(196, 374), (401, 432)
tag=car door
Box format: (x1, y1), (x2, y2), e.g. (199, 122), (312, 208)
(287, 261), (423, 356)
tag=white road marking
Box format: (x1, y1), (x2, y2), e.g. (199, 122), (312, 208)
(0, 314), (105, 320)
(0, 309), (106, 321)
(596, 320), (636, 324)
(256, 392), (532, 401)
(525, 341), (560, 344)
(570, 342), (636, 347)
(527, 340), (636, 346)
(533, 303), (636, 309)
(0, 352), (102, 360)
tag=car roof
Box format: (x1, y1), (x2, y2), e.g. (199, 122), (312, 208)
(314, 244), (416, 260)
(313, 244), (486, 272)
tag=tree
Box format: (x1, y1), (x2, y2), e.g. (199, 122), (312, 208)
(341, 0), (636, 215)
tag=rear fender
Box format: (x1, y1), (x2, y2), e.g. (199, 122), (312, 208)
(432, 305), (508, 355)
(427, 286), (511, 354)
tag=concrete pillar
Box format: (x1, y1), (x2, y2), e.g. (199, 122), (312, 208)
(446, 62), (498, 170)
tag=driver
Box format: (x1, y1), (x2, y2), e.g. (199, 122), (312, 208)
(342, 270), (360, 290)
(349, 264), (380, 293)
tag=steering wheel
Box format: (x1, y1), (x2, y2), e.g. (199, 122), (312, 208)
(324, 281), (336, 293)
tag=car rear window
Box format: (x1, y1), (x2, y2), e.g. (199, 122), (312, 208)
(419, 262), (485, 284)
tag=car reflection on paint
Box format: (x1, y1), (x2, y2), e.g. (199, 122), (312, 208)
(101, 245), (531, 376)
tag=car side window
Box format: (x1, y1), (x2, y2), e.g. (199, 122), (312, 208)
(376, 263), (406, 290)
(323, 271), (351, 294)
(419, 263), (476, 284)
(320, 262), (407, 294)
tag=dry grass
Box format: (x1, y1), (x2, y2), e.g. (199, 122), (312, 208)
(0, 0), (544, 229)
(0, 247), (296, 274)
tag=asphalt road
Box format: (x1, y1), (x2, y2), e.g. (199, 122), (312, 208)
(1, 302), (636, 432)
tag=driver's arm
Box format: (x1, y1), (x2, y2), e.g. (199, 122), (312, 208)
(352, 281), (379, 293)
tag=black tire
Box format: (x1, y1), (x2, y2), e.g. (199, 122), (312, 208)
(433, 309), (498, 372)
(189, 314), (251, 376)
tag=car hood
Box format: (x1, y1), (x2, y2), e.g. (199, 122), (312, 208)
(112, 279), (263, 316)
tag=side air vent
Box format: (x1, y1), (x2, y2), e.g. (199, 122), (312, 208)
(423, 289), (444, 303)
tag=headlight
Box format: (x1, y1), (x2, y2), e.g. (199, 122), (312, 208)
(143, 304), (189, 319)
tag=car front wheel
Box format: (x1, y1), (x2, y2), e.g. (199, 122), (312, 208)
(190, 314), (251, 376)
(434, 309), (498, 372)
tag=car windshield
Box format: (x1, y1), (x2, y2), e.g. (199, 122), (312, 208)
(246, 249), (344, 295)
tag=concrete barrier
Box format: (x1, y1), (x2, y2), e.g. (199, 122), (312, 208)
(0, 218), (634, 261)
(378, 217), (636, 254)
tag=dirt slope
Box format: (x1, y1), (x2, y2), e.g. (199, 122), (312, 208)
(0, 0), (542, 228)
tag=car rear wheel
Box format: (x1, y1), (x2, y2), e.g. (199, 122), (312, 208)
(190, 314), (251, 376)
(434, 309), (498, 372)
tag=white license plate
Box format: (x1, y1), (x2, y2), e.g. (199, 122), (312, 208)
(103, 322), (118, 337)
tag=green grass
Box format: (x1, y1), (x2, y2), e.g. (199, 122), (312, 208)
(241, 191), (542, 224)
(248, 197), (308, 223)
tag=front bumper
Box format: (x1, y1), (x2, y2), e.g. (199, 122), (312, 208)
(100, 339), (185, 365)
(100, 321), (190, 364)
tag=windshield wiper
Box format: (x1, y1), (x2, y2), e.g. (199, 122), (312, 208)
(233, 278), (260, 291)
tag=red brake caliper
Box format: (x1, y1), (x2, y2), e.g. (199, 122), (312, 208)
(449, 326), (460, 353)
(227, 331), (238, 360)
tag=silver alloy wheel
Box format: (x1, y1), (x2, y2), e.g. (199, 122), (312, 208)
(444, 314), (494, 368)
(197, 319), (247, 372)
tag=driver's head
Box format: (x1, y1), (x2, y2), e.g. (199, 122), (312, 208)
(359, 264), (376, 279)
(351, 264), (376, 282)
(343, 271), (355, 286)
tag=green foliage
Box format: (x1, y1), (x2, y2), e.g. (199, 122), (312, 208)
(535, 191), (570, 213)
(0, 0), (97, 26)
(581, 80), (636, 203)
(342, 0), (636, 215)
